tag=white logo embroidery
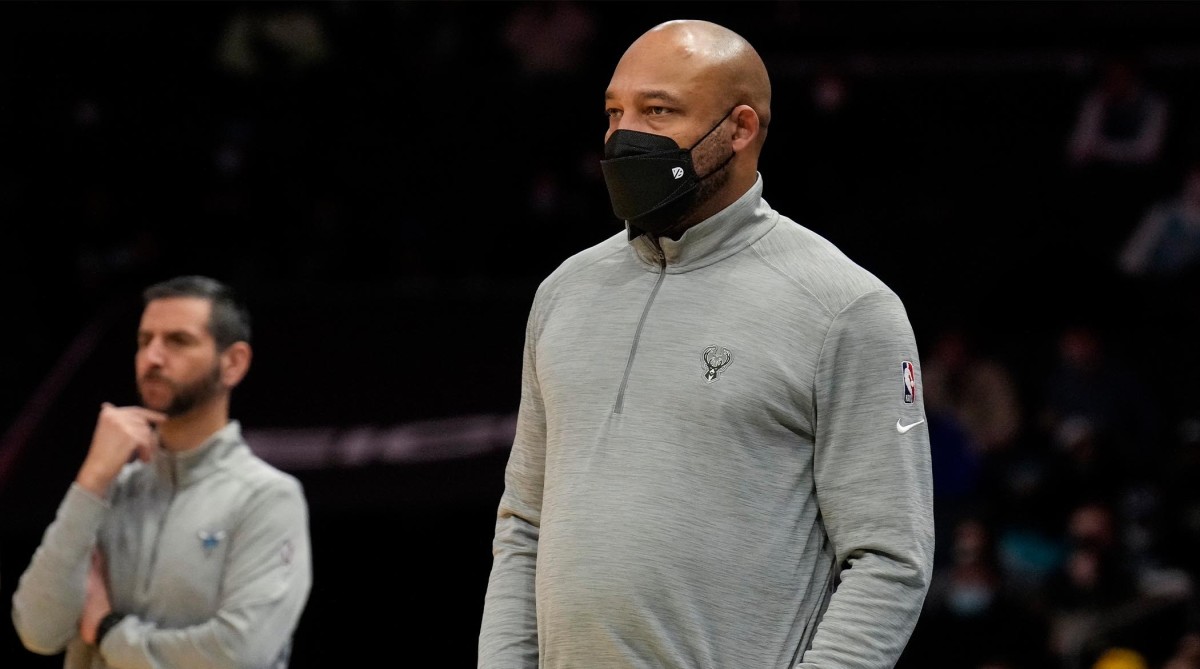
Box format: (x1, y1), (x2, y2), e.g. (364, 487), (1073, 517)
(671, 167), (685, 179)
(896, 419), (925, 434)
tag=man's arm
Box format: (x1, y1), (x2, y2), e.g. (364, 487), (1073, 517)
(11, 484), (109, 655)
(11, 403), (163, 655)
(800, 288), (935, 668)
(80, 549), (113, 645)
(478, 304), (547, 668)
(98, 478), (313, 669)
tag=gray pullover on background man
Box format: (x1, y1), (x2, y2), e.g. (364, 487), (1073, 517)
(12, 420), (311, 669)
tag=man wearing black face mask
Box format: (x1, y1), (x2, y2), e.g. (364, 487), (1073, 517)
(479, 19), (934, 669)
(600, 105), (738, 238)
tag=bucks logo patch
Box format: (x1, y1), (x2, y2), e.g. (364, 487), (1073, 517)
(702, 345), (733, 383)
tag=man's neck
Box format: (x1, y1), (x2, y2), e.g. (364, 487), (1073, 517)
(664, 171), (758, 240)
(158, 401), (230, 453)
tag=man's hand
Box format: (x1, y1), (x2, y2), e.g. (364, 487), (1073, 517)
(75, 403), (166, 497)
(80, 549), (112, 645)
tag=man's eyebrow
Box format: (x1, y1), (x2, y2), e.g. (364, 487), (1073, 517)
(605, 89), (685, 106)
(638, 90), (684, 105)
(138, 327), (199, 340)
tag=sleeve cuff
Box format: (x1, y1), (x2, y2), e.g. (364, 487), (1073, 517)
(95, 611), (125, 648)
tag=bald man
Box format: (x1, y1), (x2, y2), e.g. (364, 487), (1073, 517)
(479, 19), (934, 669)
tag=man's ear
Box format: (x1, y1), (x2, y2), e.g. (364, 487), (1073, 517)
(220, 341), (252, 388)
(730, 104), (761, 151)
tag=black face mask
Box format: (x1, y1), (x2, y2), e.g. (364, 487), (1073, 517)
(600, 108), (736, 236)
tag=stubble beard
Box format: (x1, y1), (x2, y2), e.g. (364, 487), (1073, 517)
(663, 142), (734, 238)
(139, 363), (224, 418)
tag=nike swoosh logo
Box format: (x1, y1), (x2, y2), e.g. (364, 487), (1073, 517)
(896, 419), (925, 434)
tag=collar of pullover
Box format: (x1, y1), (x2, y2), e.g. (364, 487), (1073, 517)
(155, 420), (243, 487)
(628, 174), (777, 272)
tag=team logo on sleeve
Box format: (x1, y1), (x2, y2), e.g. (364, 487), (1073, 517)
(902, 361), (916, 404)
(702, 345), (733, 383)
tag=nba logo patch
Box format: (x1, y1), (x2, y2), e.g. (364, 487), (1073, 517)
(902, 361), (916, 404)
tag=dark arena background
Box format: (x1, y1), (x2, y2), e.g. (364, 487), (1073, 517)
(3, 2), (1200, 667)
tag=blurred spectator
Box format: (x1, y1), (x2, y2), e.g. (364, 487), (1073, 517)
(216, 6), (332, 80)
(1043, 500), (1137, 618)
(924, 327), (1025, 455)
(1042, 499), (1193, 668)
(1040, 323), (1161, 482)
(922, 327), (1024, 563)
(1067, 55), (1168, 171)
(907, 515), (1054, 669)
(1114, 160), (1200, 422)
(1117, 161), (1200, 279)
(1063, 53), (1173, 270)
(989, 461), (1070, 599)
(1038, 414), (1126, 515)
(1059, 500), (1136, 602)
(1163, 631), (1200, 669)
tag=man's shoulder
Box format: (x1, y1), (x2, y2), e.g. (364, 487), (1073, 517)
(755, 215), (894, 313)
(537, 230), (630, 292)
(222, 438), (307, 498)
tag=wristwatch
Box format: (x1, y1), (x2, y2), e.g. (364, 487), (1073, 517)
(94, 612), (125, 647)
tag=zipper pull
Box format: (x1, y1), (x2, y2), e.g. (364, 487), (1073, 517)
(650, 237), (667, 269)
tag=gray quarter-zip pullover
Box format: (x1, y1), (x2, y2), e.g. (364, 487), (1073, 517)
(12, 420), (312, 669)
(479, 176), (934, 668)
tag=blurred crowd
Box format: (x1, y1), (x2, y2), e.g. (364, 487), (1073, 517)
(899, 44), (1200, 669)
(3, 3), (1200, 668)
